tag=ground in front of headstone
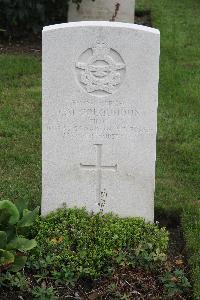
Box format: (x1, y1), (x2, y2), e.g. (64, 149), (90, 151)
(0, 223), (191, 300)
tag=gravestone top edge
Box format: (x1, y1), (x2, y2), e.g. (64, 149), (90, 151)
(43, 21), (160, 35)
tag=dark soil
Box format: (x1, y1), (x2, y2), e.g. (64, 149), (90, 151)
(0, 34), (42, 57)
(135, 10), (152, 27)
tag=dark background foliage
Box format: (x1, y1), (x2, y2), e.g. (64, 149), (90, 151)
(0, 0), (83, 37)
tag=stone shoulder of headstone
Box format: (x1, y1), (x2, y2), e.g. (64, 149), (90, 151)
(68, 0), (135, 23)
(43, 21), (158, 33)
(42, 22), (160, 222)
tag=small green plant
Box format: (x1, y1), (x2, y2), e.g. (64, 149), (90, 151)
(0, 271), (28, 290)
(30, 208), (169, 282)
(32, 286), (58, 300)
(106, 283), (131, 299)
(0, 199), (39, 273)
(161, 269), (191, 297)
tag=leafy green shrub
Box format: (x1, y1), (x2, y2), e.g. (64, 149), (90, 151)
(161, 269), (191, 297)
(0, 271), (28, 290)
(32, 286), (58, 300)
(0, 0), (88, 37)
(0, 199), (39, 272)
(29, 208), (169, 281)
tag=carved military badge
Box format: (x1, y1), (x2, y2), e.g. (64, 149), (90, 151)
(76, 41), (126, 96)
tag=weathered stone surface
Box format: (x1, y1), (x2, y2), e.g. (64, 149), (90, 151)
(42, 22), (160, 221)
(68, 0), (135, 23)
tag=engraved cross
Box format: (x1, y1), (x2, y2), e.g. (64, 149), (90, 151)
(80, 144), (117, 206)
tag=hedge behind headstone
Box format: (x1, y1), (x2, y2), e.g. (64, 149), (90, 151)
(0, 0), (84, 37)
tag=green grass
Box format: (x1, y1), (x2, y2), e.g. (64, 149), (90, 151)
(0, 55), (41, 209)
(136, 0), (200, 298)
(0, 0), (200, 298)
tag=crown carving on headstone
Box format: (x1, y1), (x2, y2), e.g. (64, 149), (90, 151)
(92, 41), (110, 56)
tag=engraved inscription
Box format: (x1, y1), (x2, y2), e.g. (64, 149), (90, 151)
(80, 144), (117, 207)
(45, 100), (154, 140)
(76, 41), (126, 96)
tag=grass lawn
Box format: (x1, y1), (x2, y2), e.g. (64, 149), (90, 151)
(0, 0), (199, 298)
(136, 0), (200, 298)
(0, 55), (41, 209)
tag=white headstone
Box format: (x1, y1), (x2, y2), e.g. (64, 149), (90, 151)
(68, 0), (135, 23)
(42, 22), (160, 222)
